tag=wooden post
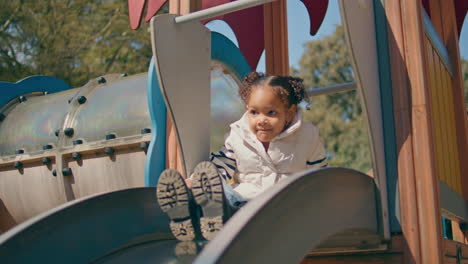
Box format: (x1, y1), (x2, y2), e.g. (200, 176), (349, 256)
(402, 0), (443, 262)
(386, 0), (444, 263)
(385, 1), (421, 262)
(263, 0), (289, 76)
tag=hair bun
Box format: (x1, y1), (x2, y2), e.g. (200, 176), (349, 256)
(242, 72), (265, 86)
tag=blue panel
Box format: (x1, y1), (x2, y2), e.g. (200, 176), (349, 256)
(145, 58), (167, 187)
(211, 32), (251, 80)
(0, 76), (71, 108)
(373, 0), (400, 232)
(144, 32), (251, 186)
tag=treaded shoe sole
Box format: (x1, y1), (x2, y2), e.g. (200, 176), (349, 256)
(191, 161), (224, 241)
(156, 169), (195, 241)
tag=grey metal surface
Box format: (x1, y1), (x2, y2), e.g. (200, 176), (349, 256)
(306, 82), (356, 97)
(195, 167), (378, 263)
(150, 14), (211, 176)
(61, 73), (151, 147)
(0, 187), (173, 263)
(339, 0), (390, 239)
(0, 168), (378, 263)
(175, 0), (274, 24)
(440, 181), (468, 221)
(0, 89), (75, 157)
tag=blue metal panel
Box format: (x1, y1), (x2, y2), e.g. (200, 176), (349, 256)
(145, 58), (168, 187)
(144, 32), (251, 186)
(0, 76), (71, 108)
(211, 32), (251, 80)
(373, 0), (400, 232)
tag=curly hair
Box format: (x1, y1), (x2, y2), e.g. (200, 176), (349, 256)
(239, 71), (308, 108)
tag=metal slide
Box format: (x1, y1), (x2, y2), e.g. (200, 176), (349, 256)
(0, 167), (379, 263)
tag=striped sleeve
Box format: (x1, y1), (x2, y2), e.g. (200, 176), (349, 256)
(210, 145), (237, 185)
(306, 132), (328, 170)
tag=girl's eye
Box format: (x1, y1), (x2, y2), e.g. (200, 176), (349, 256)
(268, 110), (277, 116)
(249, 110), (258, 115)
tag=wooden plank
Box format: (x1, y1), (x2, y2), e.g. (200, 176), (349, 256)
(385, 1), (421, 263)
(444, 256), (458, 264)
(427, 0), (444, 37)
(401, 0), (443, 262)
(301, 253), (403, 264)
(426, 39), (444, 185)
(444, 239), (458, 257)
(451, 220), (467, 244)
(440, 0), (468, 200)
(433, 45), (451, 187)
(263, 0), (289, 75)
(443, 67), (461, 193)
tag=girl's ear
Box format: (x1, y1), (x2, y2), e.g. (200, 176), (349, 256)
(287, 105), (297, 122)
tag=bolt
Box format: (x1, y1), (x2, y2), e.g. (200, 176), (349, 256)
(120, 73), (128, 77)
(77, 96), (87, 104)
(105, 134), (116, 140)
(52, 169), (57, 176)
(62, 168), (72, 176)
(19, 95), (27, 102)
(73, 139), (83, 145)
(14, 161), (23, 169)
(141, 128), (151, 134)
(104, 147), (115, 155)
(42, 144), (53, 150)
(72, 152), (82, 160)
(42, 157), (51, 165)
(0, 113), (5, 121)
(140, 142), (149, 152)
(55, 129), (60, 137)
(98, 76), (106, 84)
(64, 128), (74, 137)
(15, 149), (24, 155)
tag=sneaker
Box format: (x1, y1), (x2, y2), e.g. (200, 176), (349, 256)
(191, 161), (225, 240)
(156, 169), (196, 241)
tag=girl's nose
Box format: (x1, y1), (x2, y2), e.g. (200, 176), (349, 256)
(258, 116), (268, 125)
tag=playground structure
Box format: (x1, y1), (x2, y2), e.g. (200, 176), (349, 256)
(0, 0), (467, 263)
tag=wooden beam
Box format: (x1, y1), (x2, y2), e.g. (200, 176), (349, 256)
(400, 0), (443, 262)
(263, 0), (289, 75)
(385, 1), (421, 263)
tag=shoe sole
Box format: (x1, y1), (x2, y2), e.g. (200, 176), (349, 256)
(156, 169), (195, 241)
(191, 161), (224, 240)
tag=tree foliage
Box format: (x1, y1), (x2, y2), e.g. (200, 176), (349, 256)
(294, 25), (372, 172)
(462, 58), (468, 109)
(0, 0), (154, 87)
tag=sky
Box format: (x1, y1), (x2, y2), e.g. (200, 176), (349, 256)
(206, 0), (468, 71)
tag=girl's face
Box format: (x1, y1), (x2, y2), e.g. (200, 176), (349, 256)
(246, 86), (296, 149)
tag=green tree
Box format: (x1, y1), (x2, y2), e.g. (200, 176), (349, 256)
(462, 59), (468, 108)
(294, 24), (372, 172)
(0, 0), (154, 87)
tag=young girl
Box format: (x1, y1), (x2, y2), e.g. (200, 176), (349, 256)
(156, 72), (327, 242)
